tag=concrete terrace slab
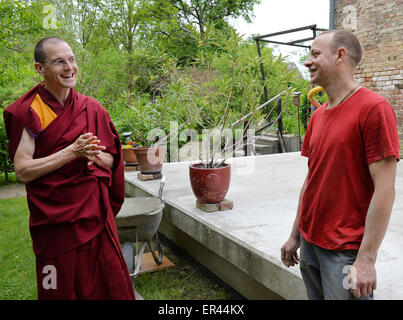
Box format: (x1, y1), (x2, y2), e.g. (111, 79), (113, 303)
(124, 152), (403, 300)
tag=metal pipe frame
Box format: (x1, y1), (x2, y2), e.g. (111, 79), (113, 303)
(253, 24), (328, 152)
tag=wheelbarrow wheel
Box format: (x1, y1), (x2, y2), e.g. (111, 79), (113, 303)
(122, 242), (134, 274)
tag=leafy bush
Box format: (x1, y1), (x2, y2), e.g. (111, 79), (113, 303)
(105, 24), (311, 166)
(0, 110), (13, 179)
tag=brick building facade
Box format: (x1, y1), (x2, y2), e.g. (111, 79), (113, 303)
(333, 0), (403, 155)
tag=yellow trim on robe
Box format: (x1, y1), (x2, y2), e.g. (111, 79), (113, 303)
(30, 94), (57, 130)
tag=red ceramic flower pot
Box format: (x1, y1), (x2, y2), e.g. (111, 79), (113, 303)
(133, 146), (167, 174)
(189, 163), (231, 203)
(122, 148), (138, 163)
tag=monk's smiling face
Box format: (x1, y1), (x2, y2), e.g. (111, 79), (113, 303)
(35, 40), (78, 90)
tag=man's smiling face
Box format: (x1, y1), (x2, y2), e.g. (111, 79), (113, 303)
(304, 33), (337, 86)
(37, 41), (78, 90)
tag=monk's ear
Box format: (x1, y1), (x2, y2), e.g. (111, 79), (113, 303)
(34, 62), (45, 76)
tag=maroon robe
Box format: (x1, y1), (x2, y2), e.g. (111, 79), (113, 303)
(3, 84), (134, 299)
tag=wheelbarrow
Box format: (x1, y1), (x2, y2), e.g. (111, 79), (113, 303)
(115, 177), (166, 286)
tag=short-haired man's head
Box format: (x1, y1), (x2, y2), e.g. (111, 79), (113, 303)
(318, 30), (362, 67)
(34, 37), (66, 63)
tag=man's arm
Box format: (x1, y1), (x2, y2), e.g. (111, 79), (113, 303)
(14, 129), (106, 184)
(350, 156), (397, 298)
(281, 173), (308, 267)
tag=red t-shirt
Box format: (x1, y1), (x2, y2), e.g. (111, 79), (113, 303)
(300, 87), (400, 250)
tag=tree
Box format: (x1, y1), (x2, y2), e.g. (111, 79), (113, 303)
(0, 0), (43, 51)
(100, 0), (150, 92)
(0, 1), (45, 183)
(166, 0), (260, 34)
(132, 0), (260, 65)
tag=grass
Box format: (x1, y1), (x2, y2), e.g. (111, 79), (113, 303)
(0, 197), (37, 299)
(0, 172), (18, 185)
(0, 193), (242, 300)
(135, 237), (242, 300)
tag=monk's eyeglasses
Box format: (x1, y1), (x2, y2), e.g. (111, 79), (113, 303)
(43, 57), (77, 67)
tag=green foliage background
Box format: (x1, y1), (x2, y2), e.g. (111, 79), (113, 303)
(0, 0), (314, 172)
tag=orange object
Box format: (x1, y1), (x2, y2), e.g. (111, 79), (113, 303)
(308, 86), (324, 109)
(31, 94), (58, 130)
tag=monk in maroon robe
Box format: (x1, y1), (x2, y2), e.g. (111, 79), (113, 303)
(3, 37), (135, 300)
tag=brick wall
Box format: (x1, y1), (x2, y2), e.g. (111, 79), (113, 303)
(333, 0), (403, 156)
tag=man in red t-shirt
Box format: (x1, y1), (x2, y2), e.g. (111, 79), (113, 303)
(280, 30), (399, 299)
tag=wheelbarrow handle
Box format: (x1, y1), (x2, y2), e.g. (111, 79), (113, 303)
(158, 176), (166, 199)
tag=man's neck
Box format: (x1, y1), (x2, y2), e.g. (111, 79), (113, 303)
(324, 78), (358, 110)
(42, 82), (71, 106)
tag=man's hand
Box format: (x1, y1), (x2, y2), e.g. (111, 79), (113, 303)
(70, 132), (106, 160)
(86, 151), (114, 169)
(281, 236), (300, 267)
(70, 132), (114, 169)
(349, 258), (376, 298)
(281, 175), (306, 268)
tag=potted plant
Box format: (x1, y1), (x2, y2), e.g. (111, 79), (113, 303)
(133, 144), (167, 175)
(122, 140), (139, 164)
(182, 25), (292, 204)
(120, 60), (190, 175)
(127, 114), (168, 175)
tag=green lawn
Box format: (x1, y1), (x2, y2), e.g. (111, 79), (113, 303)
(0, 197), (37, 299)
(135, 242), (237, 300)
(0, 172), (18, 185)
(0, 195), (240, 300)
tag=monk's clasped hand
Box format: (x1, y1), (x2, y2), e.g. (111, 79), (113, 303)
(71, 132), (106, 164)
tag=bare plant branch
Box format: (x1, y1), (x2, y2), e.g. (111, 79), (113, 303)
(230, 90), (286, 128)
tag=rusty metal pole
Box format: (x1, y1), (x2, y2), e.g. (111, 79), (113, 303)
(293, 92), (302, 151)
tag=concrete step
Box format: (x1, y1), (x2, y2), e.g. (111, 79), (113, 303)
(254, 143), (279, 155)
(253, 133), (280, 155)
(254, 133), (302, 153)
(254, 135), (278, 145)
